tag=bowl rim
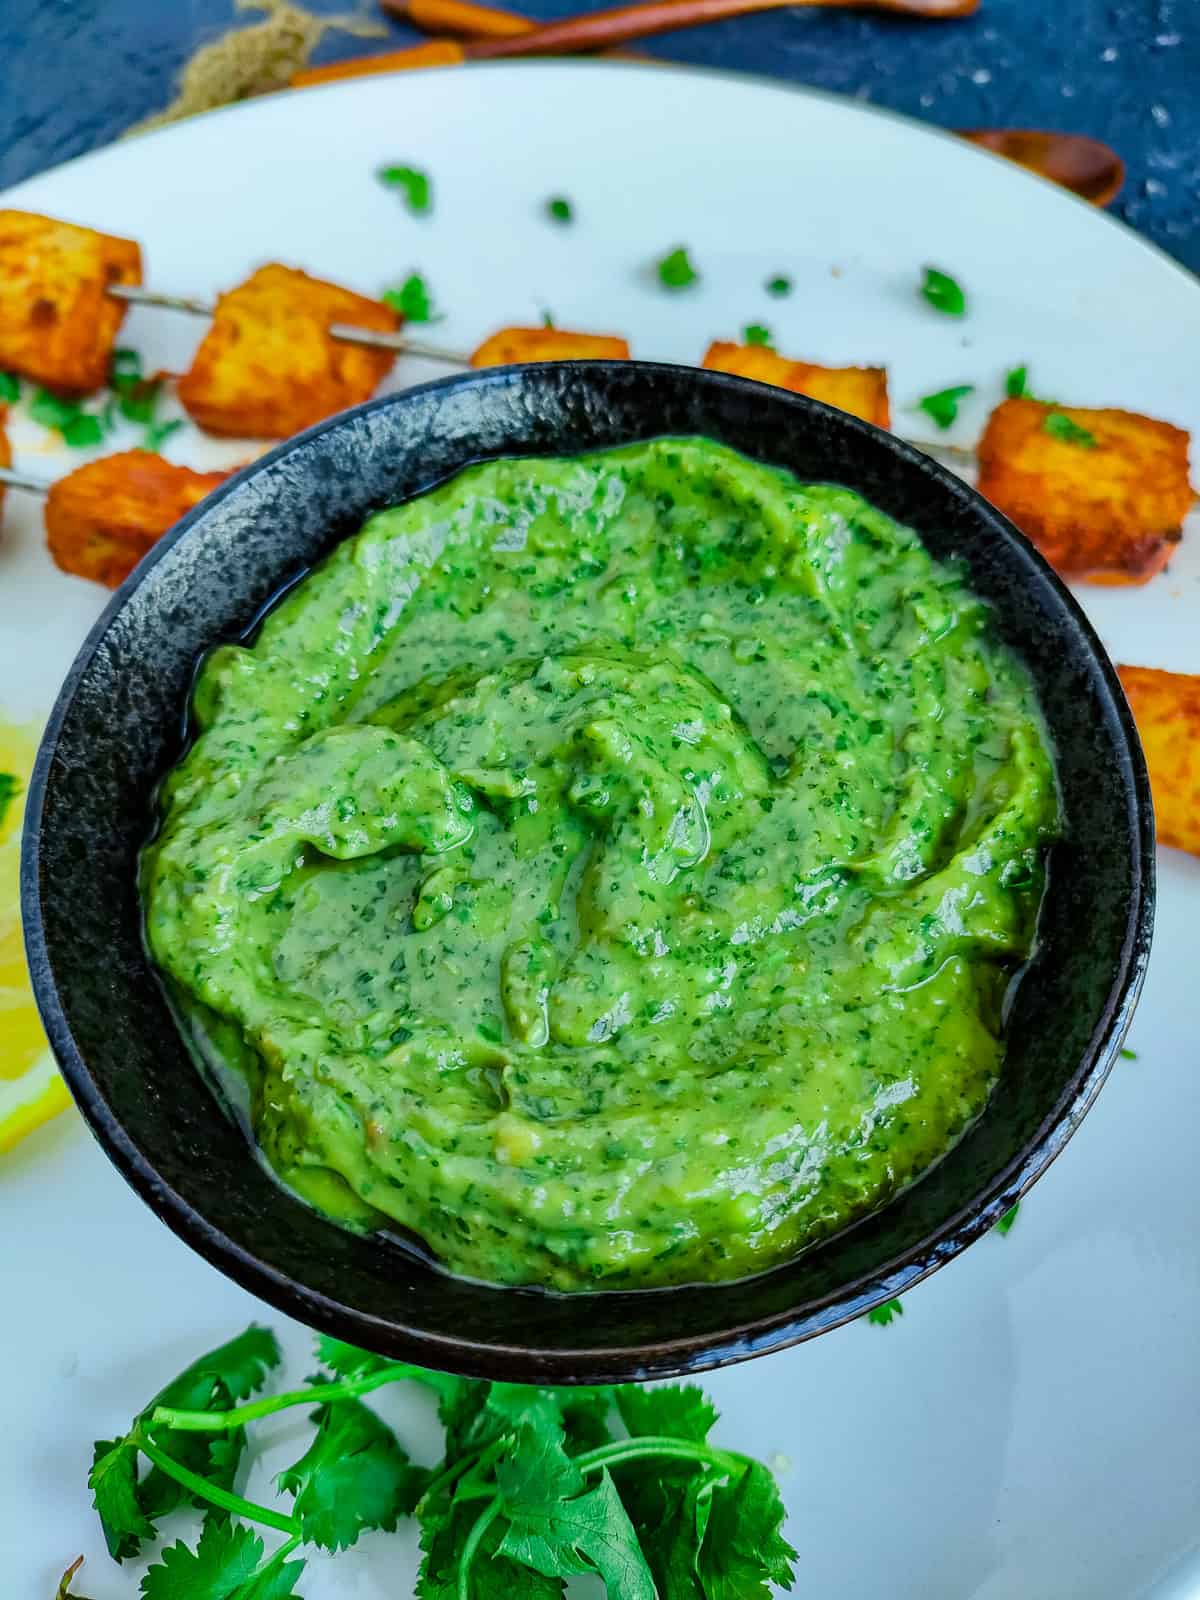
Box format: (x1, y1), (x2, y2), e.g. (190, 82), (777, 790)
(21, 362), (1155, 1380)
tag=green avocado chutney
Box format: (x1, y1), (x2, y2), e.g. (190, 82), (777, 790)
(143, 438), (1058, 1291)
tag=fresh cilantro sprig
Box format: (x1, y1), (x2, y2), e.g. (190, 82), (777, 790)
(85, 1325), (798, 1598)
(378, 164), (433, 215)
(28, 388), (109, 449)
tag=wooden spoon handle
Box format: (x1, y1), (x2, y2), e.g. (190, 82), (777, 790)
(405, 0), (533, 36)
(453, 0), (973, 58)
(958, 128), (1125, 206)
(384, 0), (979, 52)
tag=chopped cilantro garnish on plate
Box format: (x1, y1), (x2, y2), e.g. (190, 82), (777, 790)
(743, 324), (772, 347)
(1120, 1046), (1138, 1060)
(29, 388), (109, 448)
(377, 164), (432, 215)
(657, 246), (699, 289)
(1043, 412), (1096, 447)
(0, 371), (19, 403)
(766, 275), (793, 297)
(917, 383), (974, 429)
(995, 1202), (1020, 1235)
(1005, 364), (1028, 398)
(546, 195), (573, 223)
(382, 272), (439, 323)
(920, 265), (967, 316)
(866, 1297), (903, 1326)
(143, 418), (185, 453)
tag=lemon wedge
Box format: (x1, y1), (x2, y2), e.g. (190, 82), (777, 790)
(0, 717), (73, 1152)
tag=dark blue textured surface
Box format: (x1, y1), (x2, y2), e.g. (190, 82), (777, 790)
(0, 0), (1197, 270)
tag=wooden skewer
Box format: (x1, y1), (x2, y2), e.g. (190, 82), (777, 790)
(105, 283), (469, 365)
(0, 464), (49, 495)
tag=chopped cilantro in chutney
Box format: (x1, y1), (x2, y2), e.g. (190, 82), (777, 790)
(144, 439), (1059, 1292)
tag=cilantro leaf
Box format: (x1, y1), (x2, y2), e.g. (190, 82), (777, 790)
(0, 370), (19, 403)
(1120, 1046), (1138, 1060)
(657, 246), (698, 290)
(765, 275), (792, 297)
(378, 164), (432, 215)
(696, 1461), (797, 1600)
(139, 1517), (267, 1600)
(89, 1438), (153, 1561)
(30, 387), (111, 447)
(416, 1486), (563, 1600)
(234, 1557), (307, 1600)
(920, 266), (966, 316)
(277, 1398), (423, 1550)
(28, 389), (80, 430)
(742, 324), (772, 348)
(616, 1383), (718, 1444)
(383, 272), (439, 323)
(1043, 411), (1097, 448)
(545, 196), (573, 223)
(616, 1462), (714, 1600)
(1005, 364), (1028, 398)
(498, 1454), (656, 1599)
(143, 417), (184, 453)
(109, 348), (164, 425)
(866, 1297), (903, 1326)
(313, 1334), (389, 1378)
(917, 383), (973, 430)
(995, 1202), (1020, 1236)
(61, 413), (106, 447)
(157, 1325), (283, 1409)
(0, 771), (20, 829)
(541, 308), (556, 328)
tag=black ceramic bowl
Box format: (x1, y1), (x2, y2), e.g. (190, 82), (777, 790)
(23, 363), (1153, 1382)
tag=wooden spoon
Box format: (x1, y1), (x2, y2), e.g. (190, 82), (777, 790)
(386, 0), (980, 56)
(958, 128), (1125, 206)
(294, 0), (974, 84)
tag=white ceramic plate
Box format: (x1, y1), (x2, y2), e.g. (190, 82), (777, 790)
(3, 62), (1199, 1600)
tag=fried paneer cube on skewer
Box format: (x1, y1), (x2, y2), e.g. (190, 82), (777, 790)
(701, 341), (890, 429)
(977, 398), (1192, 585)
(45, 451), (230, 588)
(0, 210), (142, 393)
(470, 326), (631, 367)
(177, 265), (399, 438)
(1117, 666), (1200, 855)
